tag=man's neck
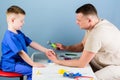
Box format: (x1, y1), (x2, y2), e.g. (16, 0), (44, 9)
(89, 17), (100, 30)
(93, 17), (100, 27)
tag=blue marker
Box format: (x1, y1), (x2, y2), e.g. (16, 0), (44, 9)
(47, 59), (52, 63)
(63, 72), (82, 78)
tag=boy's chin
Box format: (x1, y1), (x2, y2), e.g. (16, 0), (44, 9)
(17, 27), (22, 30)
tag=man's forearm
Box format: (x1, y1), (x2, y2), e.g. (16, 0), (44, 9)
(56, 59), (85, 68)
(64, 43), (84, 52)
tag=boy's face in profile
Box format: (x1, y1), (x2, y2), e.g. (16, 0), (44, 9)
(12, 14), (25, 30)
(7, 13), (25, 31)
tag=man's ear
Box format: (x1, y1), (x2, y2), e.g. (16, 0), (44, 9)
(88, 17), (93, 25)
(87, 15), (92, 23)
(88, 18), (91, 22)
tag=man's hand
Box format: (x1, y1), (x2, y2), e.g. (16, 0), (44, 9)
(55, 43), (65, 50)
(46, 51), (58, 63)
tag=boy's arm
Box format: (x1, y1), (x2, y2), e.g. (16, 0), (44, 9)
(29, 41), (55, 55)
(19, 50), (45, 67)
(29, 41), (48, 53)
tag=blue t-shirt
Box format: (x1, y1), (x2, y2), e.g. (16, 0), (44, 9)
(0, 30), (32, 71)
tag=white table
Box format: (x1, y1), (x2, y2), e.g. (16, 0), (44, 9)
(32, 51), (97, 80)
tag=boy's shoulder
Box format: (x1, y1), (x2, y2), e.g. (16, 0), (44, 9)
(3, 30), (23, 41)
(17, 30), (25, 35)
(4, 30), (23, 35)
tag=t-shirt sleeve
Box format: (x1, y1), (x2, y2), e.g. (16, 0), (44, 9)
(7, 36), (23, 54)
(19, 31), (32, 46)
(24, 36), (32, 46)
(84, 32), (102, 53)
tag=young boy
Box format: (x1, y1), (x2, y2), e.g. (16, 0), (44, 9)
(0, 5), (54, 80)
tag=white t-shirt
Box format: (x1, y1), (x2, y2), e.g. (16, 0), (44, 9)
(84, 19), (120, 69)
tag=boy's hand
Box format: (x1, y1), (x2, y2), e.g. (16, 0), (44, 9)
(45, 49), (56, 55)
(33, 62), (45, 68)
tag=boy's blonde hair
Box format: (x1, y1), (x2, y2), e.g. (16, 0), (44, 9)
(6, 5), (25, 15)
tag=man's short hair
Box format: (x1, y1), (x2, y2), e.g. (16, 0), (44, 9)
(75, 3), (97, 15)
(6, 5), (25, 15)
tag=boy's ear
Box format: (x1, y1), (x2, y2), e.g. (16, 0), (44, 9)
(11, 17), (15, 23)
(6, 14), (16, 23)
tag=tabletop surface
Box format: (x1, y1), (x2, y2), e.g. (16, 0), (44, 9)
(32, 51), (97, 80)
(32, 63), (97, 80)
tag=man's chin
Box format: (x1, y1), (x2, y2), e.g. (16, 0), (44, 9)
(80, 27), (84, 29)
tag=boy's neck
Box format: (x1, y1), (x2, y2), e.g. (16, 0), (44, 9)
(8, 26), (18, 34)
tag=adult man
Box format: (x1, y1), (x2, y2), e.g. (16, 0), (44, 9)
(47, 4), (120, 80)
